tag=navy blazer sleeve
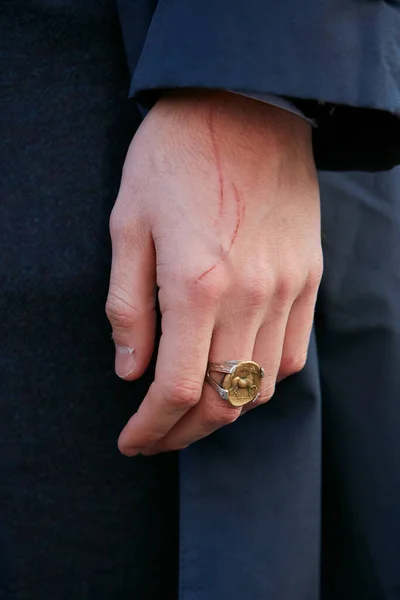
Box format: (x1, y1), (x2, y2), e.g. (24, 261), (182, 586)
(117, 0), (400, 171)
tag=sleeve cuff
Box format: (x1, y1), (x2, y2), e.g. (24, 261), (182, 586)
(230, 92), (316, 126)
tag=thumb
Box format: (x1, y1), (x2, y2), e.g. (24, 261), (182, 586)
(106, 211), (156, 380)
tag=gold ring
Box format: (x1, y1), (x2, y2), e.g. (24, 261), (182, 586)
(206, 360), (265, 407)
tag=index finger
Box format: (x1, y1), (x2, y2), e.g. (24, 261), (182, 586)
(118, 304), (215, 455)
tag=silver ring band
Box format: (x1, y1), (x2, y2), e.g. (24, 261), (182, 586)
(205, 372), (229, 401)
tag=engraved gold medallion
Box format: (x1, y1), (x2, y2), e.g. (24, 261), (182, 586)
(221, 361), (264, 407)
(206, 360), (265, 407)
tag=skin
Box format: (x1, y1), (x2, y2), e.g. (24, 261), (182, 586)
(106, 90), (322, 456)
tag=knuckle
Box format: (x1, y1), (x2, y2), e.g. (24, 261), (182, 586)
(279, 354), (307, 378)
(257, 381), (276, 404)
(203, 404), (241, 427)
(241, 274), (272, 312)
(109, 208), (123, 239)
(223, 408), (242, 425)
(193, 284), (221, 308)
(165, 379), (203, 410)
(275, 273), (298, 304)
(109, 205), (138, 241)
(105, 290), (140, 328)
(186, 272), (228, 308)
(305, 261), (324, 295)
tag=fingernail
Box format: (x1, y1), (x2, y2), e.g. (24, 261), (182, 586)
(115, 345), (136, 378)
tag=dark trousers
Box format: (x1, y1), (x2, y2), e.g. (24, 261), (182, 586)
(174, 170), (400, 600)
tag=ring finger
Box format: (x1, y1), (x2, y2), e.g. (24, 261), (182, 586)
(141, 319), (258, 453)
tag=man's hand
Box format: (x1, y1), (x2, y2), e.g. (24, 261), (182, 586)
(106, 91), (322, 455)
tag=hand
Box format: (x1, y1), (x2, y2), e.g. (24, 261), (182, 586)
(106, 90), (322, 456)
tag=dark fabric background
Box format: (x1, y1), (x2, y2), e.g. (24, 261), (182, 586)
(1, 2), (178, 598)
(318, 170), (400, 600)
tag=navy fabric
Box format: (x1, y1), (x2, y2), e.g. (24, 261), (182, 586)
(1, 2), (178, 598)
(117, 0), (400, 170)
(180, 337), (322, 600)
(179, 169), (400, 600)
(318, 170), (400, 600)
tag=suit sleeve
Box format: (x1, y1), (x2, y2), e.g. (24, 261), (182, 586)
(117, 0), (400, 171)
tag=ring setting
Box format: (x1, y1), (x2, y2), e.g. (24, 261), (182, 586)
(206, 360), (265, 407)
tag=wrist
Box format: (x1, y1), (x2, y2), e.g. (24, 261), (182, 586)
(155, 88), (314, 167)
